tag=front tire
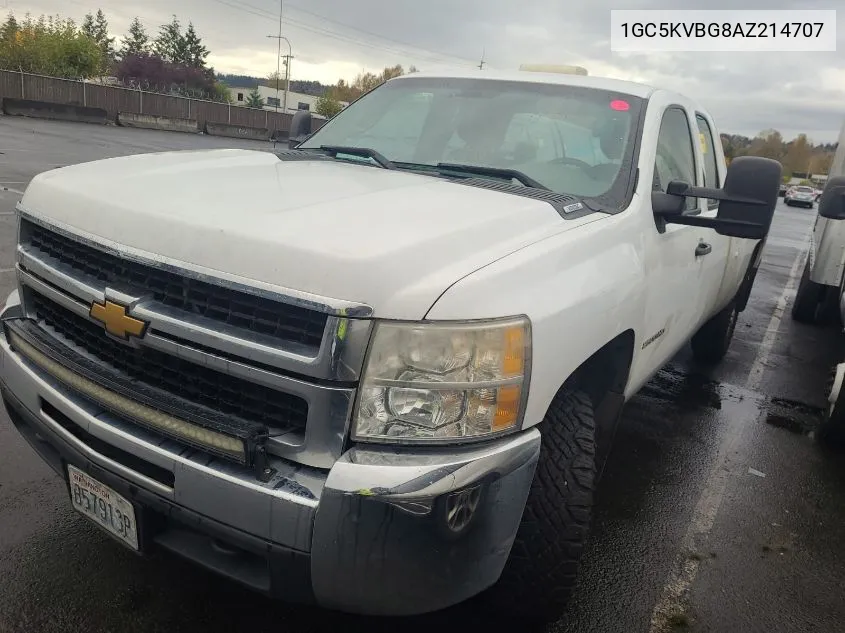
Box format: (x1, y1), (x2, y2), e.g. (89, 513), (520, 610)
(690, 299), (739, 364)
(487, 388), (597, 623)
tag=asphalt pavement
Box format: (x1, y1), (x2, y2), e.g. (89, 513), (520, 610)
(0, 116), (844, 633)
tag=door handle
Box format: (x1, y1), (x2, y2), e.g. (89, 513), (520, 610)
(695, 242), (712, 257)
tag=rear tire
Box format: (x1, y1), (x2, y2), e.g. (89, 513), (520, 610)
(486, 388), (597, 624)
(690, 299), (739, 364)
(791, 256), (823, 324)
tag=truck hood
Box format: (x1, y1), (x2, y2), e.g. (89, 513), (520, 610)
(20, 149), (592, 319)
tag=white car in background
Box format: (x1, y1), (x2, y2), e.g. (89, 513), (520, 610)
(785, 185), (817, 208)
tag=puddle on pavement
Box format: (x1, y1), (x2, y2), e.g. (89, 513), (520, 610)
(764, 397), (825, 435)
(638, 365), (723, 410)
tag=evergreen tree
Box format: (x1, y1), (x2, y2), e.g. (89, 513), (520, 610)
(81, 9), (115, 72)
(154, 15), (185, 64)
(81, 12), (95, 39)
(245, 87), (264, 108)
(118, 17), (149, 59)
(182, 22), (208, 68)
(93, 9), (115, 61)
(0, 14), (18, 42)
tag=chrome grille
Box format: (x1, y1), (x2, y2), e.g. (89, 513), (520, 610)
(31, 292), (309, 432)
(23, 218), (328, 348)
(13, 211), (373, 469)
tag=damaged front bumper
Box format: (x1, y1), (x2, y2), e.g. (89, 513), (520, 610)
(0, 290), (540, 616)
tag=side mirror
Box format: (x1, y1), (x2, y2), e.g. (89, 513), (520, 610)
(651, 156), (782, 240)
(818, 176), (845, 220)
(713, 156), (782, 238)
(287, 110), (313, 149)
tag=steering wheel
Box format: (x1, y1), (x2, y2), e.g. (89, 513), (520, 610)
(548, 156), (592, 169)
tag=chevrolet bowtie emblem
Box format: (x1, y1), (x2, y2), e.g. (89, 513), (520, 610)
(89, 300), (148, 340)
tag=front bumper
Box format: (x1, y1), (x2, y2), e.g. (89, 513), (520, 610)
(0, 296), (540, 616)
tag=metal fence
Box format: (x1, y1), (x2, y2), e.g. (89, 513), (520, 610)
(0, 69), (323, 134)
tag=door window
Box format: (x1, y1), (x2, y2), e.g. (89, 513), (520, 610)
(654, 107), (698, 212)
(696, 114), (720, 209)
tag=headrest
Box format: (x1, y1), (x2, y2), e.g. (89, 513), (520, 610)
(593, 117), (627, 160)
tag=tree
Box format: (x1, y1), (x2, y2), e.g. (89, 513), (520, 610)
(82, 9), (115, 72)
(81, 13), (95, 39)
(94, 10), (115, 60)
(1, 13), (18, 42)
(408, 65), (420, 73)
(315, 92), (343, 118)
(181, 22), (208, 68)
(119, 17), (149, 60)
(245, 87), (264, 108)
(784, 133), (812, 175)
(328, 64), (407, 102)
(154, 15), (185, 65)
(212, 82), (232, 103)
(0, 13), (102, 78)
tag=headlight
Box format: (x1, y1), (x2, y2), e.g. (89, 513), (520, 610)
(352, 317), (531, 444)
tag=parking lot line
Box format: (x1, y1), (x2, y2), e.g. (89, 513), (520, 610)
(647, 227), (813, 632)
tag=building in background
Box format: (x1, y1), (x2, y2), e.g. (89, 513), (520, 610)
(228, 84), (349, 114)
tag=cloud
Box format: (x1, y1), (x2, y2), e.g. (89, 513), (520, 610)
(7, 0), (843, 141)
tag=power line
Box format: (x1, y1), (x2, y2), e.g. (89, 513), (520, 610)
(284, 3), (480, 65)
(283, 17), (475, 67)
(207, 0), (482, 68)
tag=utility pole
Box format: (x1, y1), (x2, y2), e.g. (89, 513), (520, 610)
(478, 48), (486, 70)
(266, 1), (293, 115)
(266, 0), (284, 112)
(282, 53), (294, 114)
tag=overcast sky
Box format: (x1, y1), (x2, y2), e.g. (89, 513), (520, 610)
(6, 0), (844, 142)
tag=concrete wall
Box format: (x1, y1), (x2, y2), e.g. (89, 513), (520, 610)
(204, 122), (271, 140)
(0, 70), (328, 136)
(117, 112), (198, 133)
(2, 98), (108, 124)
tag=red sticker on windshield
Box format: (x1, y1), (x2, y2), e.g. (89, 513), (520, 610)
(610, 100), (630, 111)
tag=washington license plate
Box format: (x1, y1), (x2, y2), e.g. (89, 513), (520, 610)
(68, 465), (139, 550)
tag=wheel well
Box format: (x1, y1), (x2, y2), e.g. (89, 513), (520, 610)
(570, 330), (635, 407)
(565, 330), (635, 473)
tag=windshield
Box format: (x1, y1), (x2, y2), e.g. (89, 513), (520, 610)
(299, 76), (643, 202)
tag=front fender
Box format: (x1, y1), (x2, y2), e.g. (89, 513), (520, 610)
(424, 215), (645, 429)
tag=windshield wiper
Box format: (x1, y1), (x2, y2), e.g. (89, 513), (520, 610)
(318, 145), (397, 170)
(435, 163), (549, 190)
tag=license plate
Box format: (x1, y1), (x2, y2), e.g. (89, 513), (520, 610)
(68, 465), (139, 550)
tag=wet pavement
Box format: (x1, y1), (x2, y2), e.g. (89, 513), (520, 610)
(1, 116), (844, 633)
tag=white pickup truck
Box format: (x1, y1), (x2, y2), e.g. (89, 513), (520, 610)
(0, 69), (780, 621)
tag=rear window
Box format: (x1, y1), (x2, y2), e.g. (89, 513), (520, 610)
(796, 186), (813, 192)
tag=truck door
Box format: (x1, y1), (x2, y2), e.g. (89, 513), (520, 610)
(635, 105), (715, 375)
(692, 112), (733, 317)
